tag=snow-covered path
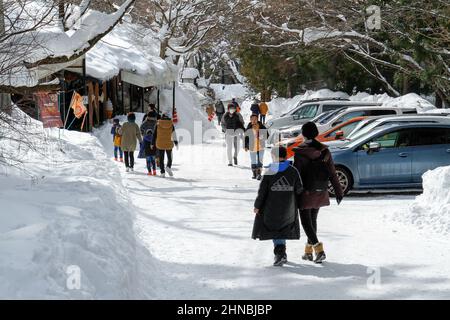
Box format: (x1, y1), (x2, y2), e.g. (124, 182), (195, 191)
(111, 139), (450, 299)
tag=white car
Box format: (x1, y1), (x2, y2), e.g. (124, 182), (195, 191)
(279, 106), (417, 138)
(265, 98), (381, 131)
(326, 114), (450, 148)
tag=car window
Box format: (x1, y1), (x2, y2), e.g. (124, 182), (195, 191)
(322, 105), (342, 112)
(326, 121), (360, 138)
(361, 129), (412, 150)
(293, 104), (319, 118)
(335, 111), (366, 124)
(410, 128), (450, 146)
(369, 109), (397, 116)
(402, 110), (418, 114)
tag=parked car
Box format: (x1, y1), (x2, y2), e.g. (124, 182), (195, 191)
(329, 123), (450, 195)
(279, 116), (367, 159)
(326, 114), (450, 149)
(265, 98), (380, 131)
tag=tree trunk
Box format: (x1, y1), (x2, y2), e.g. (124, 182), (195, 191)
(59, 0), (66, 31)
(0, 0), (5, 35)
(160, 39), (169, 59)
(402, 75), (409, 95)
(435, 90), (443, 108)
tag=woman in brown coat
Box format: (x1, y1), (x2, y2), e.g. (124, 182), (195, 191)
(153, 113), (178, 177)
(293, 122), (344, 264)
(119, 112), (142, 172)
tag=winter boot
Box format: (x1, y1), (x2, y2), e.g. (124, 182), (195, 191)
(152, 170), (157, 176)
(126, 167), (130, 173)
(256, 168), (262, 180)
(166, 167), (174, 177)
(120, 158), (124, 162)
(252, 169), (257, 179)
(228, 163), (233, 167)
(313, 242), (326, 264)
(273, 245), (287, 267)
(161, 173), (166, 178)
(234, 157), (238, 165)
(147, 171), (153, 176)
(114, 157), (118, 161)
(302, 244), (314, 261)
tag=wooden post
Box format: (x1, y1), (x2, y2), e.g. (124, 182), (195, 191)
(94, 82), (100, 125)
(82, 57), (88, 131)
(157, 88), (160, 114)
(121, 80), (124, 115)
(141, 87), (144, 113)
(172, 81), (176, 115)
(88, 81), (94, 131)
(102, 81), (107, 121)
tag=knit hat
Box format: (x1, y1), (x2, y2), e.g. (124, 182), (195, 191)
(302, 121), (319, 139)
(113, 118), (120, 124)
(127, 112), (136, 122)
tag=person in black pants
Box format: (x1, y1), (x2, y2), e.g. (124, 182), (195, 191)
(293, 122), (344, 263)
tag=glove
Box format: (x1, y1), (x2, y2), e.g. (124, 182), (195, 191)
(174, 141), (179, 150)
(336, 195), (343, 205)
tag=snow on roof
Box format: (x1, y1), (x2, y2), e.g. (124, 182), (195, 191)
(85, 22), (178, 84)
(0, 0), (135, 88)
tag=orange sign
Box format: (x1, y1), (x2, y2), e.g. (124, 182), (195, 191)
(69, 92), (87, 119)
(34, 92), (63, 128)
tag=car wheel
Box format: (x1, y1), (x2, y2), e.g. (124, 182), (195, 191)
(328, 167), (352, 196)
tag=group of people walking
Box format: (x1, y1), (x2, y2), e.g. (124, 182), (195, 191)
(220, 100), (270, 177)
(111, 105), (178, 178)
(251, 122), (344, 267)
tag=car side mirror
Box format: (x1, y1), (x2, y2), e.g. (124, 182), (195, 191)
(293, 115), (300, 121)
(368, 142), (381, 153)
(334, 130), (344, 140)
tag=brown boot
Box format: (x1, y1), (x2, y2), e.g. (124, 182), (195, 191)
(302, 244), (314, 261)
(313, 242), (326, 264)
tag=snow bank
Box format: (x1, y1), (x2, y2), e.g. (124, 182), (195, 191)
(0, 107), (156, 299)
(147, 84), (215, 142)
(350, 92), (436, 112)
(210, 83), (251, 103)
(394, 166), (450, 236)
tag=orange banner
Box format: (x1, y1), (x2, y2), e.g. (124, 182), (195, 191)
(70, 92), (87, 119)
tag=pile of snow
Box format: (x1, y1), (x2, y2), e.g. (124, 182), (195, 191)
(0, 107), (156, 298)
(350, 92), (436, 112)
(181, 68), (200, 80)
(393, 166), (450, 236)
(210, 83), (251, 103)
(148, 84), (215, 142)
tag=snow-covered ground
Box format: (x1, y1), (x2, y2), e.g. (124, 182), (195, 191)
(104, 134), (450, 299)
(2, 106), (450, 299)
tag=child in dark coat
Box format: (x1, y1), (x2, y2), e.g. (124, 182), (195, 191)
(111, 119), (123, 162)
(143, 129), (157, 176)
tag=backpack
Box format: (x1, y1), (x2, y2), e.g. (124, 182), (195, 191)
(301, 151), (330, 192)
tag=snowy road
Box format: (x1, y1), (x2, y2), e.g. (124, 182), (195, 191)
(114, 140), (450, 299)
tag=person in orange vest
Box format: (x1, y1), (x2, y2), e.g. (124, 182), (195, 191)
(259, 101), (269, 124)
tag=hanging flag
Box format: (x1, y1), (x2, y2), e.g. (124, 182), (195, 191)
(70, 92), (87, 119)
(34, 92), (63, 128)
